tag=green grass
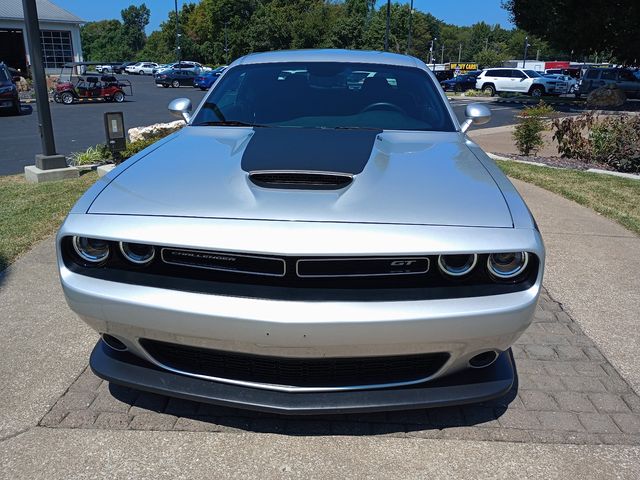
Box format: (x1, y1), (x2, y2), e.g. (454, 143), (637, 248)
(496, 160), (640, 235)
(0, 172), (97, 271)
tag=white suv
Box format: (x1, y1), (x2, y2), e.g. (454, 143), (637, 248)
(475, 68), (567, 97)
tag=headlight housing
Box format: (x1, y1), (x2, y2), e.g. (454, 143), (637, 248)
(487, 252), (529, 279)
(72, 236), (110, 263)
(438, 254), (477, 277)
(119, 242), (156, 265)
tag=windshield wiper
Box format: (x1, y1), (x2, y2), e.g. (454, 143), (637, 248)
(195, 120), (268, 128)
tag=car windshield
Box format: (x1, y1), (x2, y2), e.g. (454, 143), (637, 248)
(524, 70), (541, 78)
(191, 62), (455, 131)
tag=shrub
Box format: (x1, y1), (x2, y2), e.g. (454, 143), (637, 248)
(551, 113), (640, 173)
(69, 144), (112, 166)
(464, 89), (491, 97)
(589, 116), (640, 173)
(512, 102), (554, 156)
(551, 113), (595, 160)
(118, 135), (165, 162)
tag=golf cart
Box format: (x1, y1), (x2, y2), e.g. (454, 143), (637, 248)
(54, 62), (132, 105)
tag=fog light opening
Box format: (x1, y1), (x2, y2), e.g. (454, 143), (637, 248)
(469, 351), (498, 369)
(101, 334), (128, 351)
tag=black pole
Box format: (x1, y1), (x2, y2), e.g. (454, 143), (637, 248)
(22, 0), (56, 156)
(175, 0), (180, 64)
(384, 0), (390, 51)
(407, 0), (413, 53)
(523, 36), (529, 68)
(224, 21), (229, 64)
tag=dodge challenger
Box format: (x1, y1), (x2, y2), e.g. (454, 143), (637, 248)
(57, 49), (544, 414)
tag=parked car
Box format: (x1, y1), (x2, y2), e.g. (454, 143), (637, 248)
(113, 62), (136, 74)
(440, 72), (481, 92)
(154, 69), (198, 88)
(193, 66), (227, 90)
(475, 68), (567, 97)
(0, 62), (20, 115)
(577, 67), (640, 98)
(125, 62), (158, 75)
(58, 49), (544, 414)
(542, 73), (578, 94)
(156, 61), (203, 75)
(152, 64), (171, 74)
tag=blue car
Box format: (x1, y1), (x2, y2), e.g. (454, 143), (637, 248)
(193, 66), (227, 90)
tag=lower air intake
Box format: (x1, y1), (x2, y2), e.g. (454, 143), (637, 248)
(140, 339), (449, 390)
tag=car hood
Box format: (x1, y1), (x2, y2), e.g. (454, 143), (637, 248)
(88, 127), (513, 228)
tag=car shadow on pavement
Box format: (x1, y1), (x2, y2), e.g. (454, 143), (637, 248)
(0, 104), (31, 117)
(108, 372), (518, 435)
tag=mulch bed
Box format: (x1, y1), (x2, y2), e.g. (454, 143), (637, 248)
(496, 153), (616, 172)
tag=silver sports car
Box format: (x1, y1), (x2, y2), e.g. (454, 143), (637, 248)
(57, 50), (544, 414)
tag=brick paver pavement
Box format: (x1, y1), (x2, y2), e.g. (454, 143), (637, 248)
(40, 288), (640, 445)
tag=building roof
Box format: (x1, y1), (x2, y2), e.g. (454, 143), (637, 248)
(0, 0), (84, 24)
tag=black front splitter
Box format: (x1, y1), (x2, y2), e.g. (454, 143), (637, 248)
(90, 341), (514, 415)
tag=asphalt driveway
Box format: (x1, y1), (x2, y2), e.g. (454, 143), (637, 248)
(0, 75), (207, 175)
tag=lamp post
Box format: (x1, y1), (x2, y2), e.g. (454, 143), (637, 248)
(407, 0), (413, 53)
(224, 21), (229, 64)
(22, 0), (74, 182)
(522, 36), (530, 68)
(430, 37), (437, 69)
(458, 43), (462, 63)
(384, 0), (391, 51)
(441, 44), (445, 64)
(174, 0), (181, 64)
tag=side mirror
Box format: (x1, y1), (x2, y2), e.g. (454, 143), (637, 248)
(168, 97), (192, 123)
(460, 103), (491, 133)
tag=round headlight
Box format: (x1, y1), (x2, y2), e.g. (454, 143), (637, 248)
(438, 254), (478, 277)
(119, 242), (155, 265)
(487, 252), (529, 279)
(72, 236), (110, 263)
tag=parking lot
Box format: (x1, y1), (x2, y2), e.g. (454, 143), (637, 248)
(0, 74), (582, 176)
(0, 75), (206, 175)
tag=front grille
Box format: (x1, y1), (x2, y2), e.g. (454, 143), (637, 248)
(140, 339), (449, 389)
(249, 171), (353, 189)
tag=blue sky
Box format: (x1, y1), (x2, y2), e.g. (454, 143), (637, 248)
(55, 1), (514, 33)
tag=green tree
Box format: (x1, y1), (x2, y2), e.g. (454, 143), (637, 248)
(121, 3), (151, 54)
(81, 20), (129, 61)
(503, 0), (640, 63)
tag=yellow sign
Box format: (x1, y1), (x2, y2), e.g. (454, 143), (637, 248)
(450, 63), (479, 71)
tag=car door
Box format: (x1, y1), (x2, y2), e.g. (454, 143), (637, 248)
(510, 69), (530, 92)
(180, 71), (194, 86)
(579, 69), (599, 94)
(616, 70), (640, 97)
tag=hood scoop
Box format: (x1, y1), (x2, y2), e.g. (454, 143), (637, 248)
(249, 170), (353, 190)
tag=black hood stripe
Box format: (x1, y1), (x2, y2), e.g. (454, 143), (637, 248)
(241, 127), (381, 175)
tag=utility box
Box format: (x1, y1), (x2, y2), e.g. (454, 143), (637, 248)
(104, 112), (126, 154)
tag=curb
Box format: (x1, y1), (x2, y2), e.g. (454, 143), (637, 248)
(488, 152), (640, 181)
(494, 98), (586, 107)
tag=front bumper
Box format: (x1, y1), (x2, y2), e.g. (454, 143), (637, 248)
(91, 340), (515, 414)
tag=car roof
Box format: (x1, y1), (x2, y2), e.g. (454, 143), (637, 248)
(234, 49), (422, 69)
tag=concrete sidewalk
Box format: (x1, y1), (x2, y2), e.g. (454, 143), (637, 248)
(0, 180), (639, 478)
